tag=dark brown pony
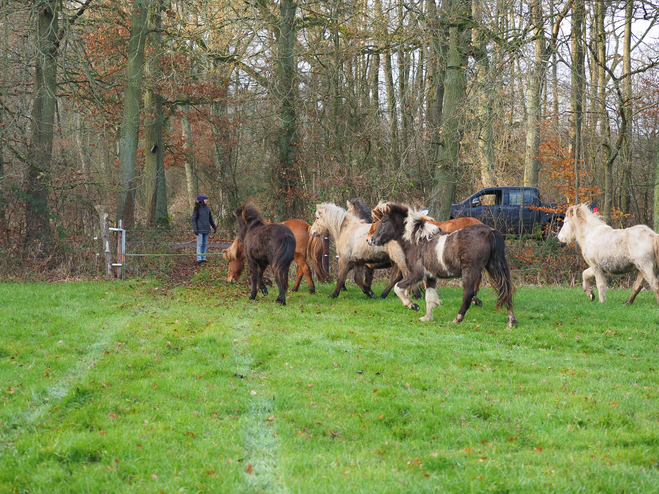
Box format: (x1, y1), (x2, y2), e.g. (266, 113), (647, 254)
(234, 204), (296, 305)
(369, 203), (517, 327)
(224, 219), (329, 294)
(369, 204), (484, 302)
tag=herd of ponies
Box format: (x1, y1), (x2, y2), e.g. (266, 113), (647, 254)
(224, 199), (659, 327)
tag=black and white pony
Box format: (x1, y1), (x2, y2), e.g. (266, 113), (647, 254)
(368, 203), (517, 327)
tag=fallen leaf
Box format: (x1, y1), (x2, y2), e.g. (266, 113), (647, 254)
(246, 463), (253, 474)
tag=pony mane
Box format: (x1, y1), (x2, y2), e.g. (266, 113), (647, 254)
(569, 203), (606, 229)
(241, 204), (265, 225)
(404, 208), (440, 243)
(371, 201), (389, 222)
(318, 202), (348, 226)
(224, 238), (243, 262)
(346, 198), (373, 223)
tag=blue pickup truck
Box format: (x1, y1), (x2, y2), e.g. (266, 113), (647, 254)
(450, 186), (564, 237)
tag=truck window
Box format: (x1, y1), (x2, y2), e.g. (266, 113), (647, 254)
(478, 192), (501, 206)
(509, 189), (533, 206)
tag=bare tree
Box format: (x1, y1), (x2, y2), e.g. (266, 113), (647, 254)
(116, 0), (149, 230)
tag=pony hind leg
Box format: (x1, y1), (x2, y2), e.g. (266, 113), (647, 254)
(625, 271), (645, 305)
(629, 264), (659, 305)
(471, 273), (483, 307)
(292, 254), (315, 294)
(453, 274), (477, 324)
(248, 262), (263, 300)
(274, 264), (292, 305)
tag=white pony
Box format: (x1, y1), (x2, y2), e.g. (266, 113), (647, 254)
(557, 203), (659, 304)
(310, 203), (390, 298)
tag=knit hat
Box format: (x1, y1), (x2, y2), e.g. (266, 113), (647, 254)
(197, 194), (207, 202)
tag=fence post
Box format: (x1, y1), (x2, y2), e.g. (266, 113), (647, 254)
(323, 234), (330, 275)
(116, 219), (123, 279)
(95, 205), (114, 278)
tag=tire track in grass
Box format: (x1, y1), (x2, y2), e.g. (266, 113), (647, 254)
(3, 314), (133, 436)
(232, 322), (283, 493)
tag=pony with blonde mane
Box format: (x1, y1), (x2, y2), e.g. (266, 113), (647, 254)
(310, 203), (390, 298)
(557, 203), (659, 304)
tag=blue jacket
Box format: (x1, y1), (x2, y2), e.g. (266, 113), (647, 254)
(192, 204), (217, 235)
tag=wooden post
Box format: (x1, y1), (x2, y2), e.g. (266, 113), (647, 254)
(116, 219), (123, 279)
(323, 234), (330, 275)
(95, 205), (114, 278)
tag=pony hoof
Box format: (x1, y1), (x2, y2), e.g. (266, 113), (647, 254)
(276, 299), (286, 305)
(309, 289), (316, 295)
(249, 295), (256, 300)
(261, 288), (268, 296)
(586, 292), (594, 301)
(328, 293), (338, 299)
(419, 315), (433, 322)
(472, 298), (483, 307)
(366, 290), (375, 298)
(410, 303), (420, 311)
(380, 293), (389, 299)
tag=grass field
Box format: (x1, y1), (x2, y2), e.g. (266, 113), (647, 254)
(1, 269), (659, 493)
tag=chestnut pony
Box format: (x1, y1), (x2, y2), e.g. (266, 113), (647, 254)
(234, 205), (296, 305)
(224, 218), (329, 294)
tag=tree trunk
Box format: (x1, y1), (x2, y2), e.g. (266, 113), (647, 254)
(181, 104), (197, 209)
(275, 0), (300, 220)
(116, 0), (149, 230)
(430, 0), (471, 220)
(620, 0), (633, 215)
(595, 0), (614, 221)
(144, 0), (168, 227)
(25, 0), (59, 243)
(473, 0), (496, 188)
(569, 0), (585, 204)
(523, 0), (545, 188)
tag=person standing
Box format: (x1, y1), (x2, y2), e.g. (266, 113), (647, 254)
(192, 194), (217, 264)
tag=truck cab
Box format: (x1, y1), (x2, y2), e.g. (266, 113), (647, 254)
(450, 187), (561, 237)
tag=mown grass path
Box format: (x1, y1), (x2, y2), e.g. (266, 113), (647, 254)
(1, 272), (658, 493)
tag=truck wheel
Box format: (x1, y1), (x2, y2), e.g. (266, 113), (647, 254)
(542, 218), (564, 240)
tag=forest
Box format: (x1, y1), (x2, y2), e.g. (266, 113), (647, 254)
(1, 0), (658, 276)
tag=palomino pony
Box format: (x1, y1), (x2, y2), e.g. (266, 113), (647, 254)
(557, 203), (659, 304)
(234, 204), (296, 305)
(344, 198), (421, 299)
(369, 203), (517, 327)
(369, 203), (485, 303)
(224, 219), (328, 294)
(310, 203), (390, 298)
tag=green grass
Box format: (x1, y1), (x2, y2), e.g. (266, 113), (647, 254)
(1, 272), (659, 493)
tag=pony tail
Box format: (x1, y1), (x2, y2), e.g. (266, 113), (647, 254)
(484, 230), (515, 311)
(307, 232), (330, 282)
(273, 236), (296, 292)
